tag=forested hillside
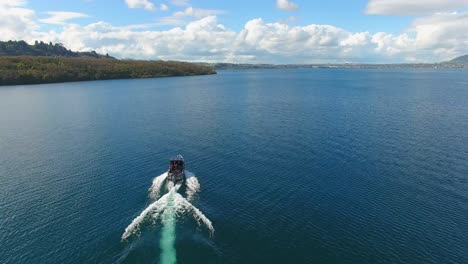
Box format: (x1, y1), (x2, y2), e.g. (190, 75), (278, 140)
(0, 41), (215, 85)
(0, 56), (215, 85)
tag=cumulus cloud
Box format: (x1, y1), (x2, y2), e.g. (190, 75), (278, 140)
(366, 0), (468, 16)
(39, 16), (237, 61)
(30, 17), (376, 63)
(371, 12), (468, 61)
(40, 11), (88, 25)
(235, 19), (373, 62)
(125, 0), (155, 10)
(276, 0), (298, 11)
(0, 0), (37, 40)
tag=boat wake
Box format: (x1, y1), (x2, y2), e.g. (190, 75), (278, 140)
(148, 172), (168, 200)
(122, 171), (214, 241)
(185, 171), (200, 202)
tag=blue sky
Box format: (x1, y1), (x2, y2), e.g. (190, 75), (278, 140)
(28, 0), (411, 33)
(1, 0), (468, 63)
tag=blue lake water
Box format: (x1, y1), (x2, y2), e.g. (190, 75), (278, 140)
(0, 69), (467, 264)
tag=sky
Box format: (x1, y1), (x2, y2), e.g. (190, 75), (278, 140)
(1, 0), (468, 63)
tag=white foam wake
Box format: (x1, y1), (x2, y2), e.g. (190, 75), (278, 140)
(185, 171), (200, 202)
(122, 190), (171, 240)
(148, 172), (168, 200)
(122, 177), (213, 240)
(172, 192), (214, 237)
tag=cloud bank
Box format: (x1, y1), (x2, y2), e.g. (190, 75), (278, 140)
(1, 0), (467, 63)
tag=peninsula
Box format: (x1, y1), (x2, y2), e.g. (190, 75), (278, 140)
(0, 40), (216, 86)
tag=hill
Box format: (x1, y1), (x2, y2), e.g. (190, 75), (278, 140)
(450, 54), (468, 63)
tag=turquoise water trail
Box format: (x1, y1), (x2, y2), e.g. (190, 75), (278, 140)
(160, 189), (177, 264)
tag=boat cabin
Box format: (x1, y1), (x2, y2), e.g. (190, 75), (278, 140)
(167, 154), (185, 182)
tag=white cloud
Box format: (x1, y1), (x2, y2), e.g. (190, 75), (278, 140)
(371, 12), (468, 61)
(340, 32), (370, 47)
(160, 3), (168, 11)
(173, 7), (224, 18)
(40, 16), (237, 61)
(366, 0), (468, 16)
(0, 0), (37, 40)
(235, 19), (373, 62)
(40, 11), (88, 25)
(276, 0), (298, 11)
(155, 6), (225, 26)
(125, 0), (155, 10)
(0, 0), (26, 6)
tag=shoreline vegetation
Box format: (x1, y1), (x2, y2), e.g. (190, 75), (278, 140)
(0, 56), (217, 86)
(0, 40), (216, 86)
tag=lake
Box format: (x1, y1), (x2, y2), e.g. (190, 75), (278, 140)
(0, 69), (467, 263)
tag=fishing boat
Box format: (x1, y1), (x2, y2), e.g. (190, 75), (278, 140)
(167, 154), (185, 183)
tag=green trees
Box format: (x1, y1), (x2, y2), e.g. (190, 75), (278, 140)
(0, 40), (110, 58)
(0, 56), (216, 85)
(0, 40), (216, 85)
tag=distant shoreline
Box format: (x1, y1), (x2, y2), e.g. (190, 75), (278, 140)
(210, 62), (467, 70)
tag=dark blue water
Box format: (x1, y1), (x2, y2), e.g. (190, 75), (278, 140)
(1, 69), (467, 264)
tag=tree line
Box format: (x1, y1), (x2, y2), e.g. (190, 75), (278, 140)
(0, 56), (216, 85)
(0, 40), (216, 85)
(0, 40), (112, 58)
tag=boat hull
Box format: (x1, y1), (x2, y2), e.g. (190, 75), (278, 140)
(168, 154), (185, 183)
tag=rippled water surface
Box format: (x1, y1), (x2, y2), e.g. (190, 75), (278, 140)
(1, 69), (467, 264)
